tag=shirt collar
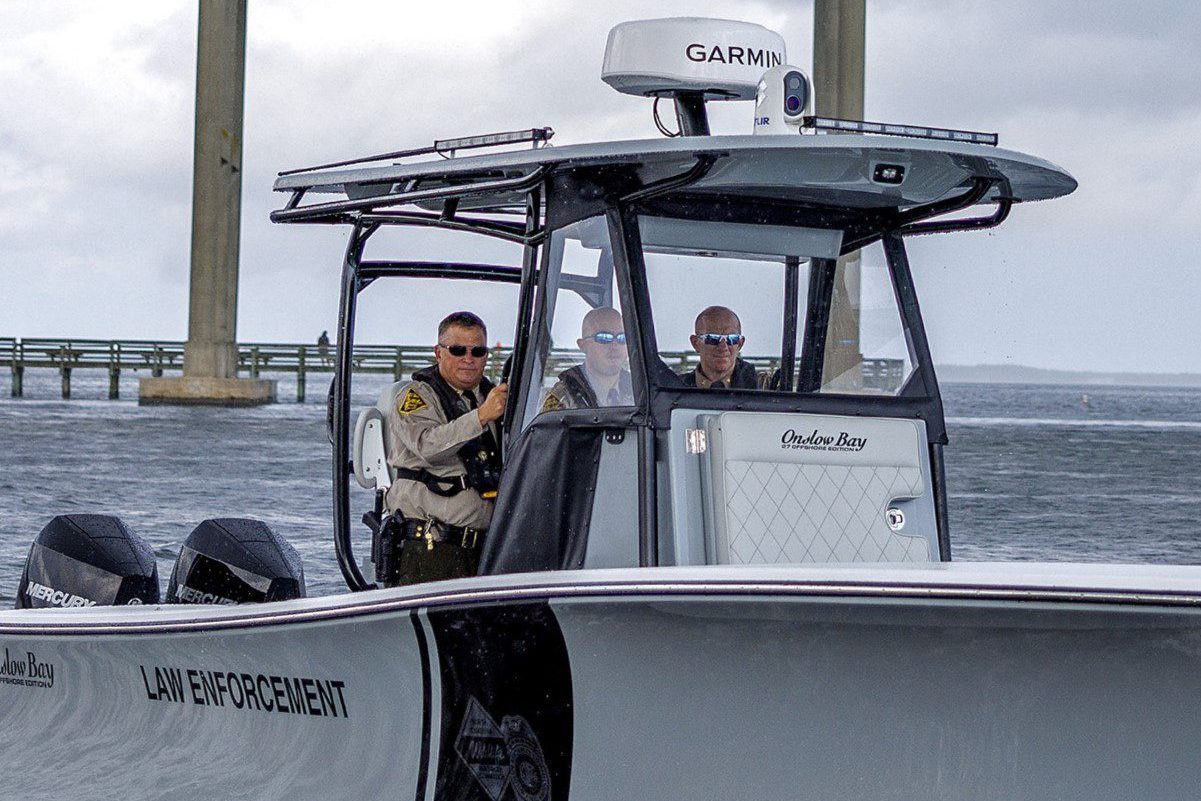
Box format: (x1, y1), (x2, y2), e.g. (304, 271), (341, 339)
(694, 363), (736, 389)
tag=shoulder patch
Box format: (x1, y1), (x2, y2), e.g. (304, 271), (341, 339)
(398, 388), (428, 414)
(541, 392), (562, 412)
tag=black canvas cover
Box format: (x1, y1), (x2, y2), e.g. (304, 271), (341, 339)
(479, 414), (608, 575)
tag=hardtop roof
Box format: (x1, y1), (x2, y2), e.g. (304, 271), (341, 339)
(272, 133), (1076, 212)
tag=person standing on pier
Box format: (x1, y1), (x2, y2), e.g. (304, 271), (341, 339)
(316, 330), (330, 366)
(384, 312), (506, 585)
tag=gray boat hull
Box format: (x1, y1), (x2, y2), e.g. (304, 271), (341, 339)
(2, 563), (1200, 800)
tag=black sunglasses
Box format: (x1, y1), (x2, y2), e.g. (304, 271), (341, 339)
(442, 344), (489, 358)
(698, 333), (744, 347)
(585, 331), (626, 344)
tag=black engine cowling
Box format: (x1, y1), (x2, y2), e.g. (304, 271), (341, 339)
(16, 514), (160, 609)
(166, 518), (305, 605)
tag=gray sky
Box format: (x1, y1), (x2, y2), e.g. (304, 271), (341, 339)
(1, 1), (1198, 372)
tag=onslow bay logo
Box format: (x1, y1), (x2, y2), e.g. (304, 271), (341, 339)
(0, 646), (55, 689)
(781, 428), (868, 453)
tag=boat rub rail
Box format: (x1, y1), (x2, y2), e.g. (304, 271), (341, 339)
(5, 574), (1201, 637)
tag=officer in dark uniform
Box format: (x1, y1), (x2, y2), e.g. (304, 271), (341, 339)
(384, 311), (506, 585)
(680, 305), (772, 389)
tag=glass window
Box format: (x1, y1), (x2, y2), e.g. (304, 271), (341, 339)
(639, 216), (915, 396)
(640, 216), (813, 392)
(522, 216), (635, 425)
(817, 242), (915, 395)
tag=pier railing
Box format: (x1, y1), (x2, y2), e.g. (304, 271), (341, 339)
(0, 338), (902, 401)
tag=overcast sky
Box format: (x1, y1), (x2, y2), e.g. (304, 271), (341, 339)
(1, 1), (1198, 372)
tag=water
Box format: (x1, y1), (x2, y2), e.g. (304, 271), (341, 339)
(2, 370), (1200, 603)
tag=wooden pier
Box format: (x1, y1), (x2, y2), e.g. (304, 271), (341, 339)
(0, 337), (903, 401)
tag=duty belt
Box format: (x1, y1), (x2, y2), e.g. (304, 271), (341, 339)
(401, 519), (484, 551)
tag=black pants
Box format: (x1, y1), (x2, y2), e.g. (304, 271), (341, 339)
(395, 539), (480, 586)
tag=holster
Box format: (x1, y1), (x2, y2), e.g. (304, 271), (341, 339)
(371, 512), (408, 586)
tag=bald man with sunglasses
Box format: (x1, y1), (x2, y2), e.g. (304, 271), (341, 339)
(384, 311), (506, 585)
(681, 305), (772, 390)
(542, 307), (634, 412)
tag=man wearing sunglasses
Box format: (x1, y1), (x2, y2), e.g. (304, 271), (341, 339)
(542, 306), (633, 411)
(384, 311), (507, 585)
(681, 305), (771, 390)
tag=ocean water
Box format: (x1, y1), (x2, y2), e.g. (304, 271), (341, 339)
(1, 369), (1199, 602)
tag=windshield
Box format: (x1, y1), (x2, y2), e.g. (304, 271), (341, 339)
(816, 244), (915, 394)
(639, 215), (916, 395)
(521, 215), (636, 427)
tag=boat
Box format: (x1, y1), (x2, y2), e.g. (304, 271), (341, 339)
(3, 18), (1199, 800)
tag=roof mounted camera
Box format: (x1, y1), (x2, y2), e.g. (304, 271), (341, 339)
(603, 18), (787, 136)
(753, 65), (812, 135)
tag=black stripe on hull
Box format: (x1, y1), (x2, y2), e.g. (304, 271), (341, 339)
(427, 601), (572, 801)
(412, 610), (434, 801)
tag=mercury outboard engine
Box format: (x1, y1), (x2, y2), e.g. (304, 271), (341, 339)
(166, 518), (305, 605)
(16, 514), (160, 609)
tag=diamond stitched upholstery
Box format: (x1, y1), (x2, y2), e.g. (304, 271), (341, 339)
(722, 462), (928, 563)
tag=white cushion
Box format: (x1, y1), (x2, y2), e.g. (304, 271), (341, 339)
(351, 381), (407, 491)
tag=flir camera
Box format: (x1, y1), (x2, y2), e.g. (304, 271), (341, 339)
(753, 65), (811, 135)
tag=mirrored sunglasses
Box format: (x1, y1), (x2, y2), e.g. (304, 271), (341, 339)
(586, 331), (626, 344)
(442, 344), (489, 358)
(699, 333), (744, 347)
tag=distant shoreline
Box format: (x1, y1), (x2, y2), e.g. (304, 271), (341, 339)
(938, 364), (1201, 388)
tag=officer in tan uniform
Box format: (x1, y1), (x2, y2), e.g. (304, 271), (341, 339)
(681, 305), (774, 390)
(541, 307), (633, 412)
(384, 311), (507, 585)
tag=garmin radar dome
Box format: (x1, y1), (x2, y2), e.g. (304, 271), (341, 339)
(16, 514), (160, 609)
(603, 18), (787, 136)
(602, 18), (786, 99)
(166, 518), (305, 605)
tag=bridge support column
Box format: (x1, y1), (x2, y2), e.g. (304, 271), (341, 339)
(139, 0), (274, 406)
(814, 0), (866, 391)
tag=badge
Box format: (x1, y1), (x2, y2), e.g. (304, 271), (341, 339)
(541, 393), (561, 412)
(455, 696), (551, 801)
(398, 388), (427, 414)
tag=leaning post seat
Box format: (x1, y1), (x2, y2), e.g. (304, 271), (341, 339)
(352, 382), (405, 492)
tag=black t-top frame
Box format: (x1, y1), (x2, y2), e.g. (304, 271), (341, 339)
(273, 148), (1013, 590)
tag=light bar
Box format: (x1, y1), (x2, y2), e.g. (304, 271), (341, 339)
(278, 126), (555, 177)
(801, 116), (998, 146)
(435, 127), (554, 154)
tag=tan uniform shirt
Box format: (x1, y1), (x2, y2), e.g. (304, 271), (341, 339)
(686, 360), (773, 390)
(385, 380), (496, 529)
